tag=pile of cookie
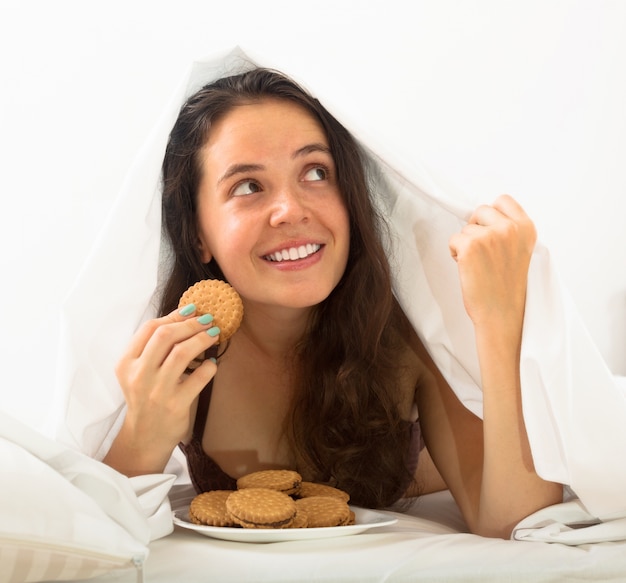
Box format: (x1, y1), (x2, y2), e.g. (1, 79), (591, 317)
(188, 469), (355, 529)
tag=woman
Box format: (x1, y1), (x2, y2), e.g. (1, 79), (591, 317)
(102, 68), (562, 538)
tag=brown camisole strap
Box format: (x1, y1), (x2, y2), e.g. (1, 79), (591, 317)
(178, 374), (238, 493)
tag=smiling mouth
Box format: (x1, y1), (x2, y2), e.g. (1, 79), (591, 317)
(264, 243), (322, 263)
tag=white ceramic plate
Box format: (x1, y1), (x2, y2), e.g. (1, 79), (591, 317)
(172, 504), (398, 543)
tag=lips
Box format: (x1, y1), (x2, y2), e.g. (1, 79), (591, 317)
(264, 243), (322, 263)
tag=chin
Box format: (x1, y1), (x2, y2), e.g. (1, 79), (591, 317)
(278, 287), (336, 310)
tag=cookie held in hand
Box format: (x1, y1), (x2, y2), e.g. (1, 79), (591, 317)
(179, 279), (244, 343)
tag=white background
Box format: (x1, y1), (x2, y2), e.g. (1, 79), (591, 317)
(1, 0), (625, 429)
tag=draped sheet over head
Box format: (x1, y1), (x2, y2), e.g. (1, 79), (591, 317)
(51, 47), (626, 522)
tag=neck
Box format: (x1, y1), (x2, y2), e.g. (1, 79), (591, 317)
(233, 302), (312, 362)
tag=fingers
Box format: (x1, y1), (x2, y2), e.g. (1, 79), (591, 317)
(144, 312), (219, 372)
(491, 193), (529, 222)
(468, 194), (526, 226)
(124, 305), (199, 360)
(178, 357), (218, 399)
(450, 195), (536, 260)
(468, 204), (502, 228)
(449, 224), (481, 261)
(130, 305), (218, 358)
(118, 304), (221, 386)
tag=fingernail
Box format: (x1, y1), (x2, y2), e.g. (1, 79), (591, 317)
(179, 304), (196, 316)
(197, 313), (214, 325)
(207, 326), (220, 337)
(209, 357), (217, 364)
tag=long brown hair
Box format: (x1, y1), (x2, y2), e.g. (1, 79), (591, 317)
(160, 67), (415, 507)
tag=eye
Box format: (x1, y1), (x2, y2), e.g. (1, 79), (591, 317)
(232, 180), (262, 197)
(303, 166), (328, 182)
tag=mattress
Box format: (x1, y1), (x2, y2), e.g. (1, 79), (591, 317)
(101, 484), (626, 583)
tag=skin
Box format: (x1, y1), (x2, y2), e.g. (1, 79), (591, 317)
(104, 99), (562, 538)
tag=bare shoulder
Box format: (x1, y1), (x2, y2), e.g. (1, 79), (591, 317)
(397, 324), (439, 402)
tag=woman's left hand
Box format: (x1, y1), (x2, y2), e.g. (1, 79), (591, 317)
(448, 194), (537, 333)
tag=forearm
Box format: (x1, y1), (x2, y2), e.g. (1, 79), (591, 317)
(474, 324), (562, 538)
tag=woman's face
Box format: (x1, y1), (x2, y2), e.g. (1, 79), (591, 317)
(196, 98), (350, 313)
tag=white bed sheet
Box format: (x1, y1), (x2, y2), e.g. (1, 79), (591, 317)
(86, 485), (626, 583)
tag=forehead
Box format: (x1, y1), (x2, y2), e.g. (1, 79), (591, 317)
(203, 98), (328, 154)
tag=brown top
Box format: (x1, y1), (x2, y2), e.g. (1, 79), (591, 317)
(179, 381), (424, 502)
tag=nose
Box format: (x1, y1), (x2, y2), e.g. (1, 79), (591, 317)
(268, 186), (309, 227)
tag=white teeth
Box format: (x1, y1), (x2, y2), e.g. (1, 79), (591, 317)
(266, 243), (321, 262)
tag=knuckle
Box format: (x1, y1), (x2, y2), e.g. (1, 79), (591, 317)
(140, 318), (161, 336)
(169, 342), (188, 362)
(501, 218), (517, 237)
(124, 364), (147, 391)
(114, 359), (127, 380)
(152, 323), (176, 344)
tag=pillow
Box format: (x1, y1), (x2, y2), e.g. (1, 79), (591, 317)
(0, 411), (173, 583)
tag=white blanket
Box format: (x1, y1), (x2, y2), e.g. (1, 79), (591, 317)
(49, 47), (626, 539)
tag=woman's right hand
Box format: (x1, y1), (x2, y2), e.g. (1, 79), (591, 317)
(103, 305), (220, 475)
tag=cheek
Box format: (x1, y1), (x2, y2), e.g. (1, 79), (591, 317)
(201, 215), (251, 274)
(326, 201), (351, 282)
(335, 202), (351, 252)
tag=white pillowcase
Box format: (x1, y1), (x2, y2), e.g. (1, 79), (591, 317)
(0, 411), (174, 583)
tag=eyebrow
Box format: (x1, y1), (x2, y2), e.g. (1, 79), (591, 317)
(217, 142), (332, 185)
(293, 142), (331, 158)
(217, 163), (264, 185)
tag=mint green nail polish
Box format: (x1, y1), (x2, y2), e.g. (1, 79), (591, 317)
(209, 357), (217, 364)
(207, 326), (220, 337)
(179, 304), (195, 316)
(197, 313), (214, 325)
